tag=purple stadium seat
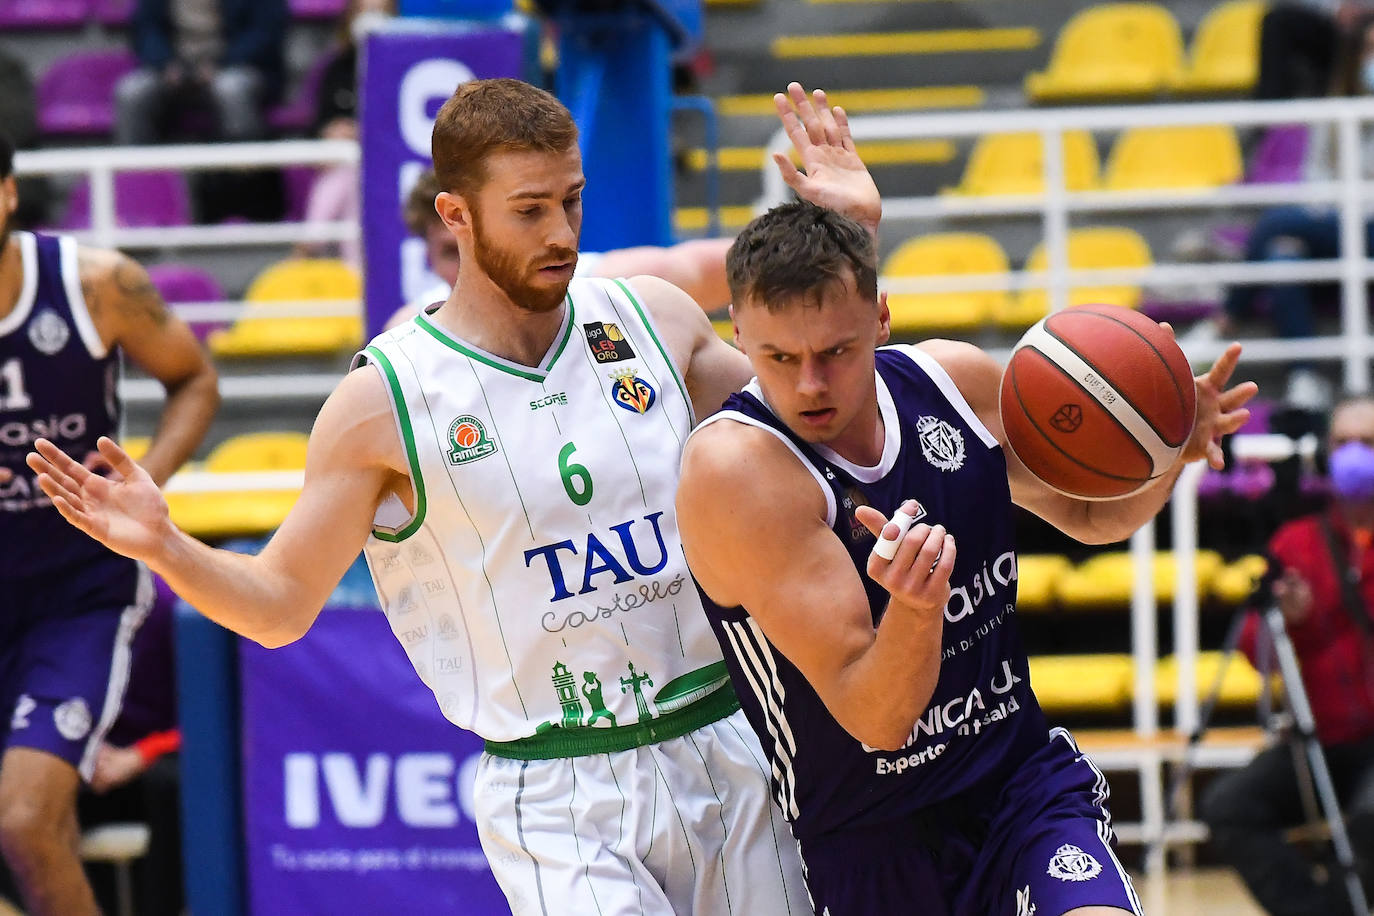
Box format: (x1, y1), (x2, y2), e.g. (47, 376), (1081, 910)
(268, 49), (338, 134)
(1237, 397), (1275, 435)
(1246, 125), (1309, 185)
(91, 0), (131, 24)
(147, 263), (226, 340)
(1229, 461), (1276, 500)
(61, 171), (191, 229)
(37, 50), (137, 137)
(1197, 468), (1229, 501)
(282, 165), (318, 222)
(289, 0), (346, 19)
(0, 0), (90, 29)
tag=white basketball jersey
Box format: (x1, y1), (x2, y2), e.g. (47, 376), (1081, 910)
(355, 277), (729, 744)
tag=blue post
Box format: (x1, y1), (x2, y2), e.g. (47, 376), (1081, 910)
(176, 607), (243, 916)
(542, 0), (702, 251)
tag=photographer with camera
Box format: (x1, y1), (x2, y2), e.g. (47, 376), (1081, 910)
(1201, 395), (1374, 916)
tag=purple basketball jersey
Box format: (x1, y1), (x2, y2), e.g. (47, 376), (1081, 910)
(698, 345), (1048, 841)
(0, 231), (121, 578)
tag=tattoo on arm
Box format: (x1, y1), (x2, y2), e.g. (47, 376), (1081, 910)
(113, 257), (170, 328)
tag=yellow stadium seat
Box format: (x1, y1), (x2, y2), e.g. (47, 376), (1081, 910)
(1055, 549), (1224, 609)
(1000, 226), (1152, 328)
(1211, 554), (1268, 604)
(1025, 3), (1185, 102)
(944, 131), (1100, 196)
(1030, 654), (1135, 713)
(1015, 554), (1073, 612)
(208, 259), (363, 358)
(120, 437), (151, 462)
(882, 233), (1009, 333)
(1102, 124), (1243, 191)
(1178, 0), (1267, 94)
(166, 432), (308, 539)
(1155, 650), (1271, 707)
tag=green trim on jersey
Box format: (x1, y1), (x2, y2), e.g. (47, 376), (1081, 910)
(484, 682), (740, 760)
(413, 299), (576, 383)
(613, 279), (694, 425)
(364, 346), (427, 542)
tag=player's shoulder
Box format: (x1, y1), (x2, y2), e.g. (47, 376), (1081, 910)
(74, 244), (139, 283)
(684, 415), (790, 480)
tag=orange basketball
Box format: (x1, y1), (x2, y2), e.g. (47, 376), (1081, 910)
(999, 305), (1196, 500)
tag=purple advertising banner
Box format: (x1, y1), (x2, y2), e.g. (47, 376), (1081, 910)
(359, 19), (533, 338)
(241, 609), (508, 915)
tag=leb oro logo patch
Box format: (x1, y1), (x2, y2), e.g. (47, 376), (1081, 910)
(447, 415), (498, 465)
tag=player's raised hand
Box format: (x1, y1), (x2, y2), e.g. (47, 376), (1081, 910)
(854, 500), (957, 615)
(1181, 340), (1257, 471)
(27, 435), (172, 564)
(772, 82), (881, 235)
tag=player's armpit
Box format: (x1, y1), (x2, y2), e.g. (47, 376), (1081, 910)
(624, 274), (752, 420)
(677, 422), (938, 750)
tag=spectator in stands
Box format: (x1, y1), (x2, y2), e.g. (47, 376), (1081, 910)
(1202, 394), (1374, 916)
(293, 0), (395, 267)
(388, 168), (735, 328)
(0, 48), (51, 227)
(1256, 3), (1372, 100)
(114, 0), (289, 146)
(78, 579), (182, 916)
(1208, 12), (1374, 410)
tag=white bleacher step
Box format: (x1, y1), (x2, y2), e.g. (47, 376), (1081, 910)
(79, 822), (151, 863)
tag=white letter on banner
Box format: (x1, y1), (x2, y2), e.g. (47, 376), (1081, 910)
(322, 753), (391, 828)
(399, 60), (476, 157)
(396, 753), (458, 827)
(284, 754), (319, 828)
(457, 752), (481, 823)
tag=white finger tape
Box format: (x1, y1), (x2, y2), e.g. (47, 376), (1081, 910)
(873, 507), (918, 561)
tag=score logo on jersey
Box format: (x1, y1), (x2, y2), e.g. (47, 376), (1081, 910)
(583, 322), (635, 363)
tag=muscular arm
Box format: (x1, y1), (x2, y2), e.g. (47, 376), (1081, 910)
(626, 274), (753, 420)
(30, 367), (407, 648)
(80, 248), (219, 486)
(678, 423), (951, 751)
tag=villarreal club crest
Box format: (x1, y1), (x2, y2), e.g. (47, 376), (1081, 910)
(609, 368), (657, 415)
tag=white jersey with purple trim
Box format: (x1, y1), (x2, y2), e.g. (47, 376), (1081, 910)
(354, 276), (730, 743)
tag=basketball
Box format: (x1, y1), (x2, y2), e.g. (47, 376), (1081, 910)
(999, 304), (1196, 500)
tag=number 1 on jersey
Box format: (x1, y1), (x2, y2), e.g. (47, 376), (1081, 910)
(0, 358), (32, 410)
(559, 442), (594, 506)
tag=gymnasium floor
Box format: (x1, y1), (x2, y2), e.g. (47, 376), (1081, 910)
(0, 868), (1273, 916)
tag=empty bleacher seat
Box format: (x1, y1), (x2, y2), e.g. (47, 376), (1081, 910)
(91, 0), (131, 24)
(61, 172), (191, 230)
(1103, 124), (1244, 191)
(1155, 650), (1270, 707)
(1000, 226), (1152, 328)
(0, 0), (90, 29)
(944, 131), (1100, 196)
(883, 233), (1010, 333)
(208, 259), (362, 358)
(1246, 124), (1309, 184)
(1029, 654), (1135, 714)
(1177, 0), (1267, 95)
(1025, 3), (1184, 102)
(165, 432), (308, 539)
(1211, 554), (1267, 604)
(147, 263), (226, 341)
(289, 0), (346, 18)
(37, 50), (137, 137)
(1055, 549), (1224, 609)
(1014, 554), (1073, 612)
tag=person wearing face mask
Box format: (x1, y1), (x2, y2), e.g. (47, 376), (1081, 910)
(1199, 12), (1374, 411)
(1201, 394), (1374, 916)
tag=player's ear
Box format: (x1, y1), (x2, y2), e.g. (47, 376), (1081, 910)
(728, 303), (744, 353)
(0, 176), (16, 221)
(875, 290), (891, 346)
(435, 191), (472, 235)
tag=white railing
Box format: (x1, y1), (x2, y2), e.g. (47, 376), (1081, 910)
(760, 95), (1374, 391)
(14, 140), (364, 329)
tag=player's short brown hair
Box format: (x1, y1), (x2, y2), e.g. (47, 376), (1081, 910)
(431, 79), (578, 198)
(727, 200), (877, 310)
(403, 169), (442, 237)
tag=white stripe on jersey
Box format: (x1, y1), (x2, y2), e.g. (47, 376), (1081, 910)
(723, 619), (800, 820)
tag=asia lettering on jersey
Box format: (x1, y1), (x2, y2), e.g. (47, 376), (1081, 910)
(0, 232), (121, 578)
(695, 345), (1049, 839)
